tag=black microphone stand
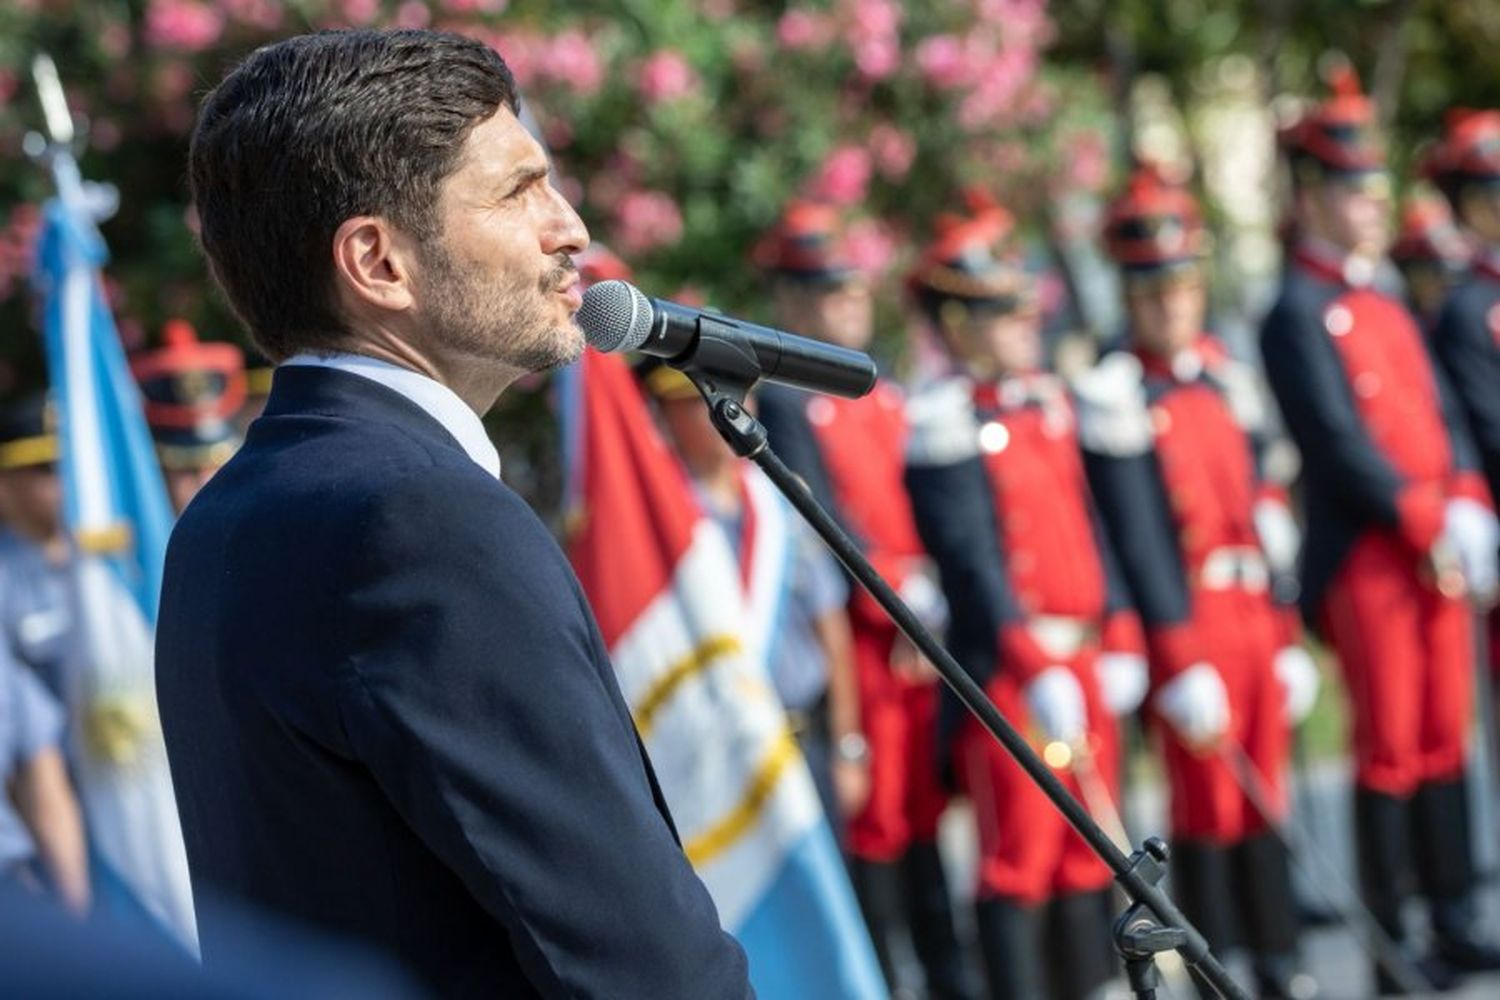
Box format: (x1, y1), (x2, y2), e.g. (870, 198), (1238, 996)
(677, 356), (1248, 1000)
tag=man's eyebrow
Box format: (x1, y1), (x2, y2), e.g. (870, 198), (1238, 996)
(497, 163), (550, 193)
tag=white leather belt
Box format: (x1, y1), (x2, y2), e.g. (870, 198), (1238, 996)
(1196, 546), (1269, 593)
(1028, 616), (1097, 660)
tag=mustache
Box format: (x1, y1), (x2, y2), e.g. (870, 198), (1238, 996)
(540, 255), (577, 294)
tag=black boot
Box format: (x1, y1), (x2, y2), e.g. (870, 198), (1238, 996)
(975, 896), (1044, 1000)
(1356, 788), (1457, 996)
(1168, 840), (1239, 1000)
(1413, 776), (1500, 973)
(849, 857), (905, 993)
(903, 840), (977, 1000)
(1043, 888), (1116, 1000)
(1169, 840), (1239, 952)
(1231, 833), (1317, 999)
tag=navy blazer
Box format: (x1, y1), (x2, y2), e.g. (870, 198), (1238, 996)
(156, 366), (751, 998)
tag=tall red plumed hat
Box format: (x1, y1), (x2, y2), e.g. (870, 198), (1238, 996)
(908, 188), (1028, 312)
(752, 199), (857, 284)
(1279, 63), (1386, 178)
(1422, 109), (1500, 200)
(1103, 163), (1209, 275)
(129, 319), (245, 469)
(1389, 194), (1471, 271)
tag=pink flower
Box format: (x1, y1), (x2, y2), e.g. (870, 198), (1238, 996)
(394, 1), (431, 29)
(613, 190), (684, 255)
(957, 46), (1036, 131)
(843, 219), (898, 276)
(777, 10), (834, 52)
(339, 0), (380, 25)
(868, 124), (915, 180)
(440, 0), (507, 12)
(545, 30), (603, 95)
(491, 31), (544, 88)
(1064, 131), (1110, 192)
(844, 0), (901, 37)
(636, 51), (699, 105)
(543, 118), (574, 151)
(701, 0), (736, 21)
(853, 37), (900, 80)
(586, 152), (641, 212)
(807, 146), (871, 206)
(981, 0), (1055, 48)
(219, 0), (284, 31)
(915, 35), (971, 89)
(143, 0), (224, 53)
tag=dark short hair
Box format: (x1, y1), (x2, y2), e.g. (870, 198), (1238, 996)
(189, 30), (519, 361)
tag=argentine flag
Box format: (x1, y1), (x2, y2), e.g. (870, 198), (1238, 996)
(31, 149), (196, 949)
(559, 350), (883, 999)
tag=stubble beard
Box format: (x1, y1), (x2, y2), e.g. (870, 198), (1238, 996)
(420, 244), (583, 375)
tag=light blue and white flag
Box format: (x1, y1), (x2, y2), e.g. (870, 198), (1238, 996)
(560, 351), (883, 999)
(31, 143), (196, 951)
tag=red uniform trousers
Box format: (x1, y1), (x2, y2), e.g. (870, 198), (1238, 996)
(1321, 532), (1472, 797)
(1158, 586), (1289, 842)
(846, 620), (948, 861)
(959, 644), (1117, 904)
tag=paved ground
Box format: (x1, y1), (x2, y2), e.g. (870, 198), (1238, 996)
(916, 752), (1500, 999)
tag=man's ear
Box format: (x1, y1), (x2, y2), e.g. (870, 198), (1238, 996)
(330, 216), (417, 317)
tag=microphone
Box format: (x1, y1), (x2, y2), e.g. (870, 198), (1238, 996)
(576, 280), (877, 399)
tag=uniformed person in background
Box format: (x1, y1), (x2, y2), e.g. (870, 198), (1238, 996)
(901, 195), (1149, 1000)
(129, 319), (246, 514)
(636, 360), (868, 828)
(0, 393), (91, 916)
(1426, 110), (1500, 540)
(752, 200), (975, 1000)
(1389, 194), (1472, 331)
(1259, 69), (1500, 993)
(1079, 165), (1318, 999)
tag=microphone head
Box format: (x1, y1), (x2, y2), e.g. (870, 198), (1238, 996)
(577, 279), (654, 353)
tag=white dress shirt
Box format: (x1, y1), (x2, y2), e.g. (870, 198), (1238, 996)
(281, 352), (501, 479)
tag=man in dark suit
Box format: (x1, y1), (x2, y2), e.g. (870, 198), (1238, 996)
(157, 29), (751, 998)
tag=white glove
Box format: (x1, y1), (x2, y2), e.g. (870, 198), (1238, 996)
(1274, 646), (1320, 724)
(1254, 498), (1302, 580)
(1153, 663), (1230, 750)
(1444, 498), (1499, 601)
(899, 569), (949, 633)
(1096, 652), (1149, 716)
(1025, 666), (1088, 745)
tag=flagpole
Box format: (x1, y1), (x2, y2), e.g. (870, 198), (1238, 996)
(683, 371), (1250, 1000)
(25, 51), (197, 950)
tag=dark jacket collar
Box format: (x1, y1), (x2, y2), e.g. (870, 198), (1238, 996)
(258, 364), (466, 460)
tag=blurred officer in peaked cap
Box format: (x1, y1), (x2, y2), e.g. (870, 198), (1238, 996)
(1260, 67), (1499, 993)
(1078, 165), (1316, 998)
(1426, 109), (1500, 525)
(1389, 194), (1472, 330)
(902, 191), (1148, 1000)
(753, 199), (976, 999)
(130, 320), (245, 514)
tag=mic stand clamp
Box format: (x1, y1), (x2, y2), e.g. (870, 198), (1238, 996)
(673, 363), (1248, 1000)
(1114, 838), (1187, 1000)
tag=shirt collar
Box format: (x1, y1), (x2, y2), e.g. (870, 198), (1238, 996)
(280, 352), (501, 479)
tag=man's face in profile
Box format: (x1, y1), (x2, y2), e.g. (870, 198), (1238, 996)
(414, 108), (591, 374)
